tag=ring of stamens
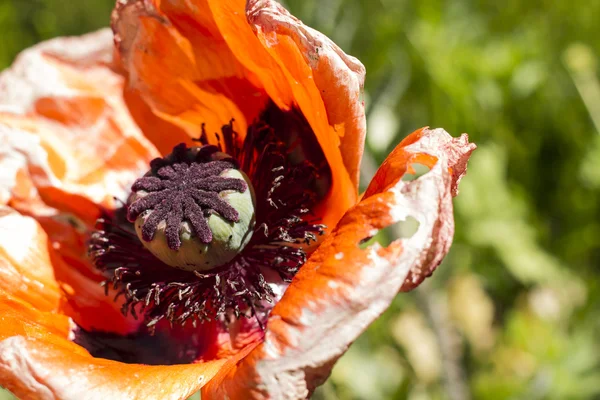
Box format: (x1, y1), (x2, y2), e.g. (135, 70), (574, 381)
(88, 105), (330, 331)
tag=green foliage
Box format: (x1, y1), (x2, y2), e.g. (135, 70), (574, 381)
(1, 0), (599, 399)
(0, 0), (114, 68)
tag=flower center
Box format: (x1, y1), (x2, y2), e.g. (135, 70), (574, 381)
(127, 144), (256, 271)
(87, 103), (330, 335)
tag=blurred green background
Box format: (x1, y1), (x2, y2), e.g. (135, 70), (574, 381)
(1, 0), (600, 399)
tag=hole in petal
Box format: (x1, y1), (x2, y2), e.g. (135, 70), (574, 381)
(392, 216), (420, 239)
(402, 163), (431, 182)
(358, 217), (420, 249)
(358, 235), (376, 249)
(358, 232), (379, 249)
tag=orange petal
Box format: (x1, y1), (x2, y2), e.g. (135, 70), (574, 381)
(112, 0), (270, 154)
(0, 29), (159, 220)
(0, 207), (61, 312)
(202, 128), (475, 399)
(0, 208), (136, 335)
(212, 0), (366, 227)
(242, 0), (366, 195)
(0, 291), (233, 400)
(112, 0), (365, 229)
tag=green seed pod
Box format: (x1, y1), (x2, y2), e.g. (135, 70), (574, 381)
(127, 145), (256, 272)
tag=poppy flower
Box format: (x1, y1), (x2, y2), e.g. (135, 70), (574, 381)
(0, 0), (475, 399)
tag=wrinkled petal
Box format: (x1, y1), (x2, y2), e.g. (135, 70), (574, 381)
(0, 30), (161, 333)
(364, 127), (476, 290)
(112, 0), (365, 229)
(0, 28), (159, 218)
(202, 128), (475, 399)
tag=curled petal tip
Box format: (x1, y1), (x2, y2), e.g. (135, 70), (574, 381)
(405, 128), (477, 197)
